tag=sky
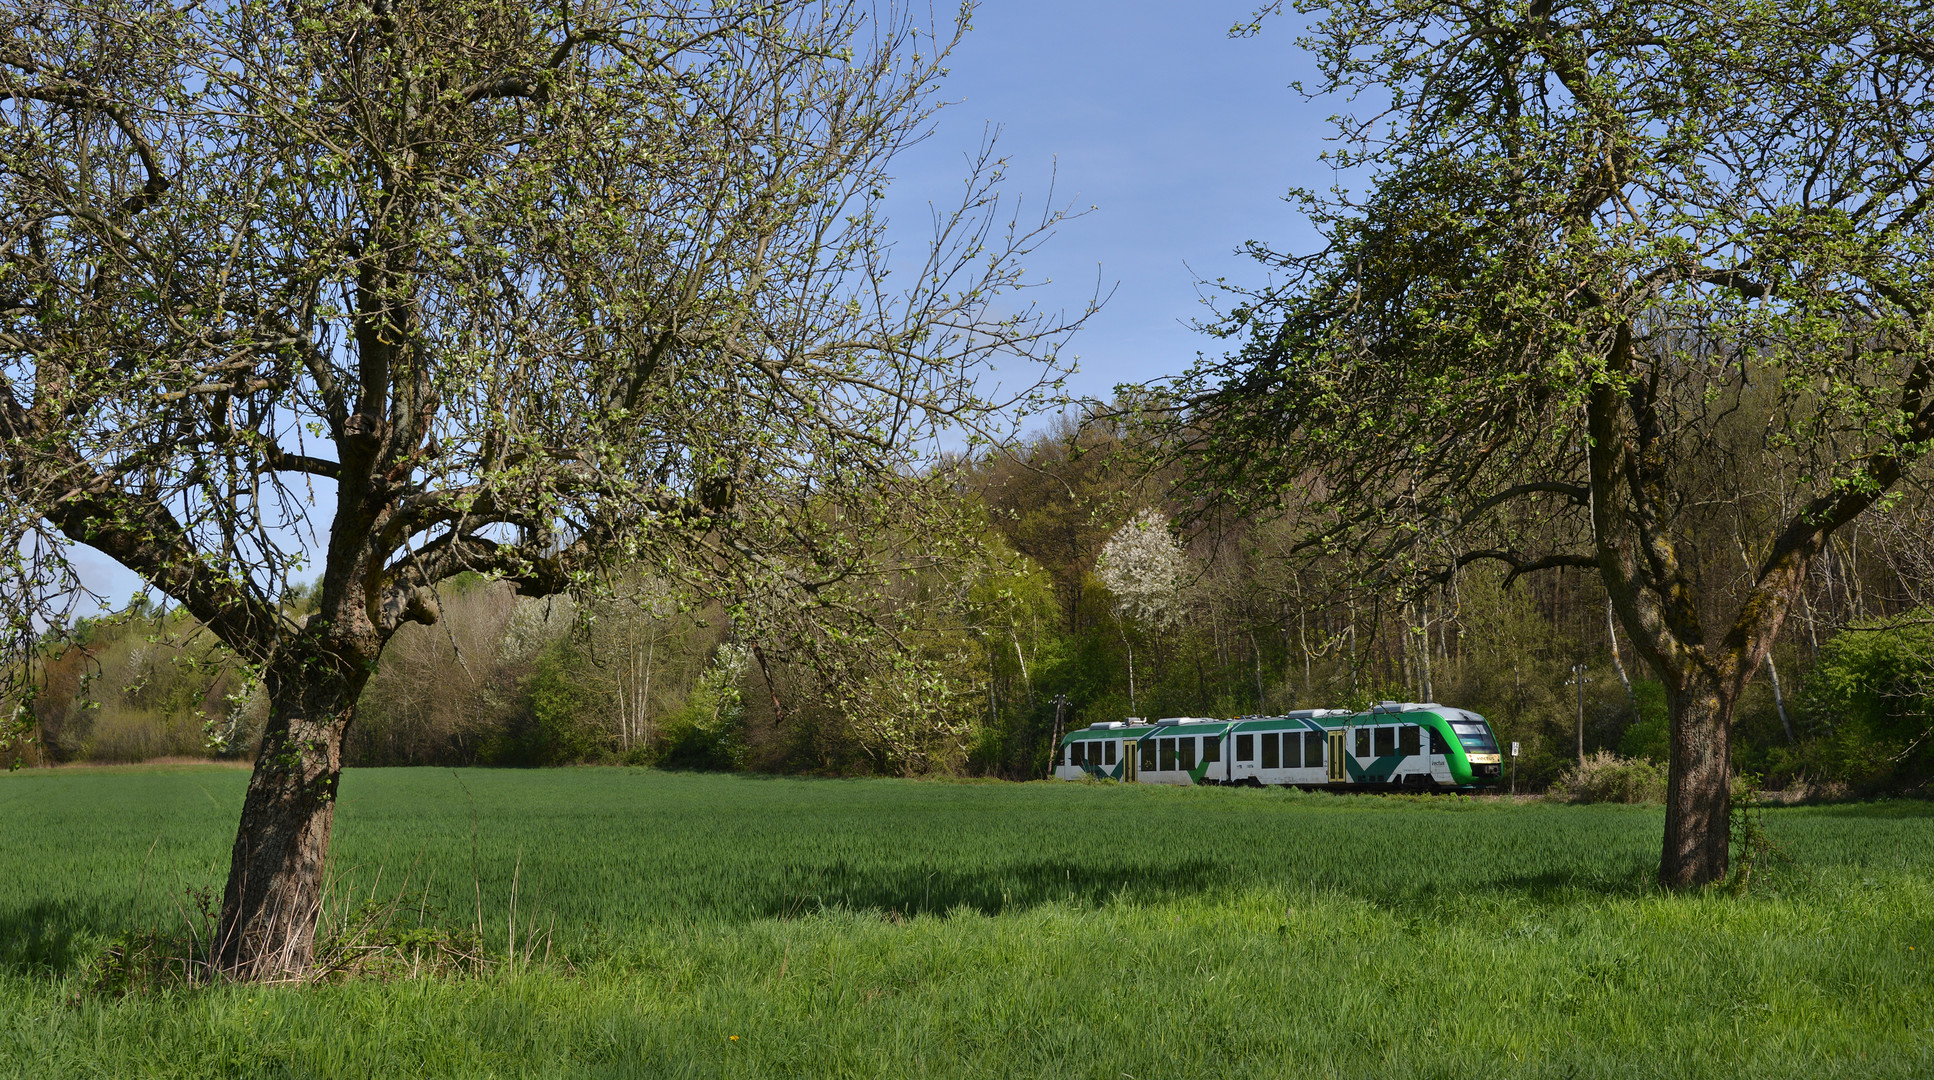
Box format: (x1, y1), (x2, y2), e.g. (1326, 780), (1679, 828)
(66, 1), (1349, 612)
(881, 0), (1339, 401)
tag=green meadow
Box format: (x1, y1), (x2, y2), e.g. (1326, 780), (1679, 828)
(1, 767), (1929, 1079)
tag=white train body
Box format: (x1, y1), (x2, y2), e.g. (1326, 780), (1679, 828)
(1053, 705), (1502, 790)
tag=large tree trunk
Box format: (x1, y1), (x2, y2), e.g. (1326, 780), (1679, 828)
(215, 636), (372, 980)
(1658, 674), (1734, 888)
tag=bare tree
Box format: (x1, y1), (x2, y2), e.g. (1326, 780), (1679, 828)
(0, 0), (1081, 977)
(1171, 1), (1934, 886)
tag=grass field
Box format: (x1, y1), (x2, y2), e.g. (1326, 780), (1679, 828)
(1, 767), (1930, 1079)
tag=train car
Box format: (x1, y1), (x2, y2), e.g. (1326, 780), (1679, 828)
(1133, 717), (1230, 785)
(1052, 720), (1154, 781)
(1227, 709), (1354, 786)
(1053, 703), (1502, 790)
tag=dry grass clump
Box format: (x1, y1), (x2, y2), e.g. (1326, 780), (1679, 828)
(1550, 752), (1853, 807)
(1549, 751), (1667, 804)
(83, 869), (543, 996)
(1755, 777), (1852, 805)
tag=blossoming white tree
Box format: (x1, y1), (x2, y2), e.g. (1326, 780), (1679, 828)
(1094, 509), (1190, 712)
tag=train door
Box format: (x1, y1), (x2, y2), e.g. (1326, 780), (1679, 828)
(1124, 739), (1137, 782)
(1326, 729), (1347, 783)
(1427, 726), (1452, 784)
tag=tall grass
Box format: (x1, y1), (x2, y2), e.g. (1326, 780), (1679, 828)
(2, 768), (1930, 1078)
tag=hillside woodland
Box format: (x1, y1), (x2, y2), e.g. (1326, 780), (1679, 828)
(10, 417), (1931, 798)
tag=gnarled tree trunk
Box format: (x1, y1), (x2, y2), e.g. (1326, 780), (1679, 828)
(215, 630), (375, 980)
(1659, 675), (1733, 888)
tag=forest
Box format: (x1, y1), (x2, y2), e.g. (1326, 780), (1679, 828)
(14, 411), (1932, 801)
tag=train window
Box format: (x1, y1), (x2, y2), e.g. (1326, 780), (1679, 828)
(1355, 727), (1371, 757)
(1400, 725), (1421, 756)
(1201, 737), (1221, 764)
(1105, 740), (1117, 766)
(1261, 732), (1279, 769)
(1451, 722), (1499, 752)
(1305, 731), (1324, 764)
(1180, 738), (1197, 770)
(1141, 739), (1157, 771)
(1069, 742), (1082, 766)
(1237, 734), (1254, 762)
(1374, 726), (1397, 757)
(1429, 728), (1448, 755)
(1283, 731), (1302, 768)
(1160, 739), (1176, 771)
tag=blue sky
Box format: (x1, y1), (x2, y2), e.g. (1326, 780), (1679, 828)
(71, 2), (1345, 611)
(884, 0), (1338, 401)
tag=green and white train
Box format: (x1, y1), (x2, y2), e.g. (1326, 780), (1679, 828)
(1053, 702), (1503, 790)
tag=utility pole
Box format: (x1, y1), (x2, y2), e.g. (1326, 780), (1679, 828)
(1568, 663), (1588, 766)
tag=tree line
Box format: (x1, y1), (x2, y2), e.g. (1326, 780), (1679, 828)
(18, 413), (1933, 806)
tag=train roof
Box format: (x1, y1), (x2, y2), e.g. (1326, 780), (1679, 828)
(1228, 705), (1484, 729)
(1058, 705), (1490, 742)
(1061, 722), (1154, 741)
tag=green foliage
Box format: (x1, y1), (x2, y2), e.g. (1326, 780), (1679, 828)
(1791, 612), (1934, 791)
(653, 646), (747, 771)
(485, 643), (607, 767)
(1618, 681), (1671, 763)
(4, 768), (1934, 1077)
(1726, 775), (1792, 894)
(0, 702), (33, 771)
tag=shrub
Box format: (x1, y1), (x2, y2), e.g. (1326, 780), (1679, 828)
(1549, 751), (1667, 804)
(478, 642), (609, 766)
(653, 646), (749, 771)
(1791, 610), (1934, 793)
(1616, 679), (1670, 762)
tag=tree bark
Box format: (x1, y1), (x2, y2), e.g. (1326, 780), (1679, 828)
(1659, 675), (1733, 888)
(215, 633), (373, 980)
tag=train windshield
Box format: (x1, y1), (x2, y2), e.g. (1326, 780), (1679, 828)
(1450, 721), (1497, 752)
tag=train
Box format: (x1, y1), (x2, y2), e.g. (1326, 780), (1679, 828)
(1052, 702), (1503, 790)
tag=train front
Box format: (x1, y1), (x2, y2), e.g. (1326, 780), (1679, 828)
(1440, 710), (1503, 786)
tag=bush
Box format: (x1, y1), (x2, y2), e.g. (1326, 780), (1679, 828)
(1616, 679), (1670, 762)
(1790, 611), (1934, 793)
(1549, 751), (1667, 804)
(653, 646), (748, 771)
(480, 642), (609, 766)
